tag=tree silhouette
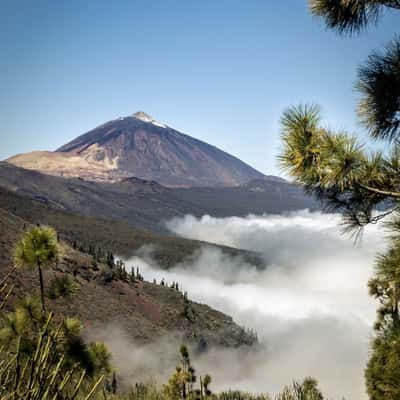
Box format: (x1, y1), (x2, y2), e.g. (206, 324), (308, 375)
(309, 0), (400, 36)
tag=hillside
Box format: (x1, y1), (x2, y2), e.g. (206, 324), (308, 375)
(0, 162), (205, 233)
(6, 112), (265, 187)
(174, 177), (319, 217)
(0, 162), (318, 233)
(0, 206), (256, 349)
(0, 186), (263, 268)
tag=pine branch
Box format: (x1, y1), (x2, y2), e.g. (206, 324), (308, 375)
(359, 184), (400, 198)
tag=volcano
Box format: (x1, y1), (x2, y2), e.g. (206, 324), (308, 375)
(7, 112), (265, 187)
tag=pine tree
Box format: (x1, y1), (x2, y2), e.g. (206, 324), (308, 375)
(14, 226), (59, 314)
(309, 0), (400, 36)
(279, 2), (400, 398)
(203, 374), (212, 397)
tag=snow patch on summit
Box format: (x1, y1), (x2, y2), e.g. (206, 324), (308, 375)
(133, 111), (167, 128)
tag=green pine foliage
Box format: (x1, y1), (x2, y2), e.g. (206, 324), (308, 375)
(48, 275), (79, 299)
(0, 313), (105, 400)
(279, 1), (400, 399)
(365, 329), (400, 400)
(309, 0), (400, 36)
(14, 225), (59, 313)
(0, 272), (109, 399)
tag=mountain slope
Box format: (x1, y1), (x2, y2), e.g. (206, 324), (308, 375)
(0, 207), (256, 348)
(0, 162), (319, 234)
(7, 112), (265, 187)
(0, 183), (263, 268)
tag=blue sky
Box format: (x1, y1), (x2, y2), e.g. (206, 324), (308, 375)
(0, 0), (399, 176)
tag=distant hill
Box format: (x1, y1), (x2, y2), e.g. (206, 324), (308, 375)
(0, 184), (263, 268)
(0, 162), (319, 233)
(7, 111), (265, 187)
(173, 176), (319, 218)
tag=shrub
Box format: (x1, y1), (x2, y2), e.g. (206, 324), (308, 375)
(48, 274), (79, 299)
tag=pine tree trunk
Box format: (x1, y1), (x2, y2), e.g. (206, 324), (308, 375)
(392, 286), (400, 329)
(38, 263), (46, 314)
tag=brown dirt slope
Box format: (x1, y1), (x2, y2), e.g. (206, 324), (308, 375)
(0, 202), (256, 349)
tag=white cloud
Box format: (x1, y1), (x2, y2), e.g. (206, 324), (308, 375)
(114, 211), (387, 399)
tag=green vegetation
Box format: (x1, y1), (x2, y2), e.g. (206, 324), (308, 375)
(48, 275), (79, 299)
(309, 0), (400, 36)
(0, 243), (110, 399)
(0, 312), (104, 400)
(14, 226), (59, 313)
(279, 1), (400, 399)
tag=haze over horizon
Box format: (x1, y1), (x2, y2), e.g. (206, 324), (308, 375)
(1, 0), (399, 177)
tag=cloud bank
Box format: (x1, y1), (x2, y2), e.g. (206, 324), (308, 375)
(113, 211), (388, 399)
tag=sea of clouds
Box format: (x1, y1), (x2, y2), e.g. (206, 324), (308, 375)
(101, 210), (389, 399)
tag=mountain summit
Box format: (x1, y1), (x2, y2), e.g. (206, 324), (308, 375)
(129, 111), (168, 128)
(133, 111), (153, 120)
(7, 112), (265, 187)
